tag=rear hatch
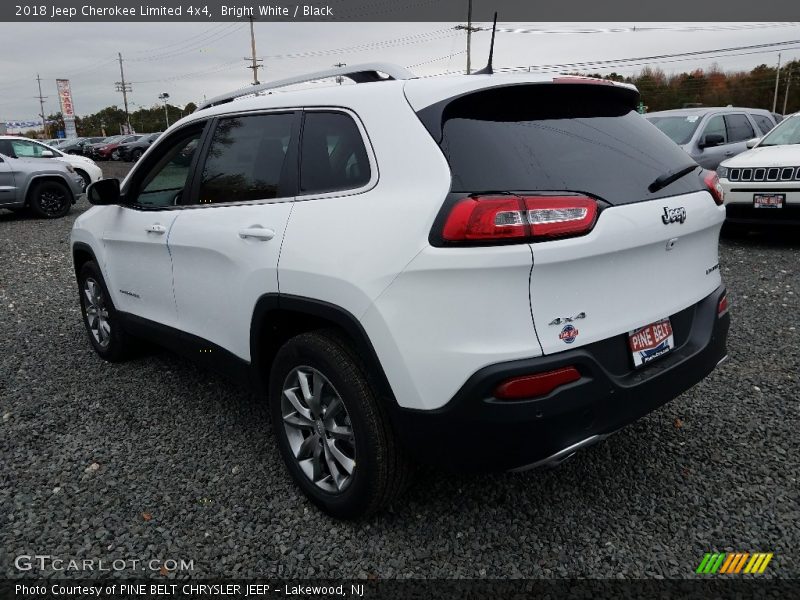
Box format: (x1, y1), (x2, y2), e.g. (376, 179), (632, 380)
(414, 80), (725, 356)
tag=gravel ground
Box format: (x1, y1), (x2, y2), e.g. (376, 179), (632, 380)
(1, 167), (798, 579)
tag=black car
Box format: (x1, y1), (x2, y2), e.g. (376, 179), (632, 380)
(116, 132), (161, 161)
(59, 137), (106, 156)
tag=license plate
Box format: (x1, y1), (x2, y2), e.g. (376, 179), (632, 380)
(628, 318), (674, 368)
(753, 193), (784, 209)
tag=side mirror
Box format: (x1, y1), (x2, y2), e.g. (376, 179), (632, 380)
(700, 133), (725, 149)
(41, 150), (55, 158)
(87, 178), (122, 206)
(745, 137), (761, 149)
(148, 139), (154, 144)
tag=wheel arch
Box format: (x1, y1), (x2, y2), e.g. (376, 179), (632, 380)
(71, 241), (100, 277)
(24, 174), (76, 206)
(250, 294), (399, 409)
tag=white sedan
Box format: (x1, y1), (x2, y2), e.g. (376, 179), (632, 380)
(0, 136), (103, 192)
(717, 113), (800, 228)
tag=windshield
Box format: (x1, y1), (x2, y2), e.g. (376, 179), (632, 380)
(645, 115), (703, 145)
(759, 115), (800, 146)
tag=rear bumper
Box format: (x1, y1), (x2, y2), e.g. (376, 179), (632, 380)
(393, 285), (729, 472)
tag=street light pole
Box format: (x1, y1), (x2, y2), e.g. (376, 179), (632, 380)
(158, 93), (170, 129)
(772, 53), (782, 114)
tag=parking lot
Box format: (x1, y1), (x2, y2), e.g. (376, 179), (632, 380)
(1, 165), (798, 578)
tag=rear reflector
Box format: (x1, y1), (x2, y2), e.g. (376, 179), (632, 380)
(718, 294), (729, 317)
(494, 367), (581, 400)
(442, 195), (598, 243)
(704, 171), (724, 206)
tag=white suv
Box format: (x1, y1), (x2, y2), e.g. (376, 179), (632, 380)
(71, 64), (730, 518)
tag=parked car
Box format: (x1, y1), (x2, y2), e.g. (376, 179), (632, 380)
(71, 64), (730, 518)
(60, 137), (107, 156)
(717, 112), (800, 229)
(0, 136), (103, 191)
(0, 147), (84, 217)
(646, 107), (777, 170)
(116, 133), (161, 162)
(85, 135), (141, 161)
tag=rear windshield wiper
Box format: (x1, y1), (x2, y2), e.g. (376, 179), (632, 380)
(648, 164), (699, 193)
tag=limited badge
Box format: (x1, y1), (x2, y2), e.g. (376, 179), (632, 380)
(559, 324), (579, 344)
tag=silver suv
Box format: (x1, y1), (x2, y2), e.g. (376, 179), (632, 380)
(0, 151), (84, 218)
(646, 107), (777, 170)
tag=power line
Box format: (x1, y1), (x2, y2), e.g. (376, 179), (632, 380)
(498, 40), (800, 74)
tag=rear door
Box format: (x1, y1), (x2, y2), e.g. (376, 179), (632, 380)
(167, 111), (299, 360)
(421, 82), (724, 355)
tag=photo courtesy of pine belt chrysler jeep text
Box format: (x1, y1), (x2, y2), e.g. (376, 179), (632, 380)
(70, 64), (730, 518)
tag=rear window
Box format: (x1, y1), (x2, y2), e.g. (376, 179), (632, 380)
(418, 85), (704, 204)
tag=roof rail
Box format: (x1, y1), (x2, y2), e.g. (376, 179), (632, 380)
(197, 62), (415, 111)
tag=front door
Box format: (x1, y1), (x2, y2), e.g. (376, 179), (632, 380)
(101, 125), (205, 328)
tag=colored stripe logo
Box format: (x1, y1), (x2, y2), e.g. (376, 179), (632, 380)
(696, 552), (773, 574)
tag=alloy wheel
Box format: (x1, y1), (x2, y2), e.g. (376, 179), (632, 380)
(281, 366), (356, 493)
(39, 189), (68, 216)
(83, 277), (111, 348)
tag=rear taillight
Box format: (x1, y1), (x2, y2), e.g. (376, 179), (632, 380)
(441, 195), (599, 244)
(718, 293), (729, 317)
(704, 171), (724, 206)
(494, 367), (581, 400)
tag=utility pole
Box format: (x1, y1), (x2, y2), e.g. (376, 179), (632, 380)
(115, 52), (133, 134)
(333, 62), (346, 85)
(772, 52), (782, 113)
(244, 16), (263, 85)
(454, 0), (480, 74)
(784, 68), (793, 115)
(35, 74), (48, 138)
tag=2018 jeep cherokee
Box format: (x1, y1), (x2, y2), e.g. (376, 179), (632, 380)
(70, 64), (730, 518)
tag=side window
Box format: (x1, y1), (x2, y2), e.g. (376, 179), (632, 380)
(725, 114), (755, 143)
(11, 140), (47, 158)
(703, 115), (727, 144)
(196, 112), (295, 205)
(753, 115), (774, 136)
(300, 111), (371, 195)
(132, 129), (203, 208)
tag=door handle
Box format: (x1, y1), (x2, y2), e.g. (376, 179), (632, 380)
(725, 151), (734, 156)
(146, 224), (167, 234)
(238, 226), (275, 241)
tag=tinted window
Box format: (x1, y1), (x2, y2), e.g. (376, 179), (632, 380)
(753, 115), (774, 136)
(300, 112), (371, 195)
(420, 85), (704, 205)
(646, 115), (702, 145)
(704, 115), (727, 143)
(197, 113), (294, 205)
(725, 114), (755, 143)
(133, 129), (203, 208)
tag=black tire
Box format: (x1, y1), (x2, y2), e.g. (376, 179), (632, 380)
(75, 169), (91, 192)
(269, 330), (412, 519)
(131, 148), (143, 161)
(28, 180), (72, 218)
(77, 261), (138, 362)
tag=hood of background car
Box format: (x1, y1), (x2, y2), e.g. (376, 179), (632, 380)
(722, 145), (800, 168)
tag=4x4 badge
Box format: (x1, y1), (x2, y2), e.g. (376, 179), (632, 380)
(549, 312), (586, 326)
(662, 206), (687, 224)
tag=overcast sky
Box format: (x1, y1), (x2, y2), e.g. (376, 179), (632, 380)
(0, 21), (798, 123)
